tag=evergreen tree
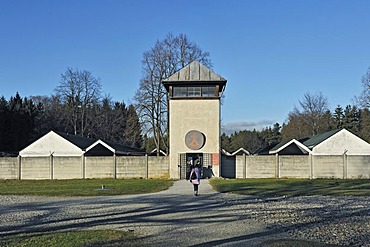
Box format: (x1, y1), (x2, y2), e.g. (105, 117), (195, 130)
(124, 104), (143, 148)
(0, 93), (38, 152)
(260, 123), (282, 145)
(221, 132), (231, 152)
(343, 105), (360, 133)
(358, 108), (370, 143)
(333, 105), (344, 129)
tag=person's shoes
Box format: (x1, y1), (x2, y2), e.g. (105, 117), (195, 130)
(195, 191), (198, 196)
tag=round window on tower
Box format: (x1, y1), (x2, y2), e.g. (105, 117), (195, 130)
(185, 130), (206, 150)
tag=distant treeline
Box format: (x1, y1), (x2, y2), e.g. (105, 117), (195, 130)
(0, 92), (143, 153)
(222, 104), (370, 154)
(2, 92), (370, 156)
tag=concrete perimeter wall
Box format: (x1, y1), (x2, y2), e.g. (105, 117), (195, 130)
(0, 156), (169, 180)
(231, 154), (370, 179)
(2, 154), (370, 180)
(0, 157), (18, 179)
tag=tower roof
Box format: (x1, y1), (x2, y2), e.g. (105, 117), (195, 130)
(163, 60), (226, 82)
(162, 60), (227, 91)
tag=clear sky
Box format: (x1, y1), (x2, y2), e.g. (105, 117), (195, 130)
(1, 0), (370, 134)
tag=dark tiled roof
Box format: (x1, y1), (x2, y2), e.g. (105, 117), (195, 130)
(270, 137), (313, 152)
(254, 143), (279, 155)
(56, 132), (96, 150)
(56, 132), (144, 155)
(104, 140), (145, 155)
(303, 129), (341, 148)
(270, 140), (290, 152)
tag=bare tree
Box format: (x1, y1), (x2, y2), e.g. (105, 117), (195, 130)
(55, 68), (102, 136)
(299, 91), (330, 136)
(89, 97), (126, 142)
(282, 92), (331, 139)
(134, 33), (211, 155)
(355, 66), (370, 108)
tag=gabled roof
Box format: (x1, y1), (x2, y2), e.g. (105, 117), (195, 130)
(103, 140), (145, 155)
(230, 128), (370, 156)
(253, 142), (279, 155)
(222, 148), (250, 156)
(163, 60), (226, 82)
(20, 131), (87, 157)
(303, 129), (341, 149)
(231, 147), (250, 156)
(20, 131), (144, 157)
(85, 140), (115, 154)
(57, 132), (144, 155)
(162, 60), (227, 92)
(269, 139), (312, 155)
(149, 148), (167, 156)
(56, 131), (96, 150)
(308, 128), (370, 155)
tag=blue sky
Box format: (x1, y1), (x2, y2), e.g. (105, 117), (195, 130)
(1, 0), (370, 134)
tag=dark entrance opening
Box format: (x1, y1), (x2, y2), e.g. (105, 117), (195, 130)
(182, 153), (203, 180)
(179, 153), (215, 179)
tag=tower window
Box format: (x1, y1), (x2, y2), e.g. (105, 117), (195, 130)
(202, 86), (216, 97)
(188, 87), (201, 97)
(173, 86), (187, 97)
(172, 86), (217, 98)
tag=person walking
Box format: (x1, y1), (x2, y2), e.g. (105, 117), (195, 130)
(189, 157), (201, 196)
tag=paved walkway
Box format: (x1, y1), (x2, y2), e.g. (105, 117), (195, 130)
(0, 180), (277, 246)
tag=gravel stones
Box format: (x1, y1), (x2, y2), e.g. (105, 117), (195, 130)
(0, 180), (369, 246)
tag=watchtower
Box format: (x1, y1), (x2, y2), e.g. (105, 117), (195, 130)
(162, 60), (227, 179)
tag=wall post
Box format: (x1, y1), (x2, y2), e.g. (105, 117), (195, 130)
(242, 153), (246, 179)
(82, 155), (85, 179)
(17, 155), (21, 180)
(309, 153), (313, 179)
(145, 154), (149, 179)
(50, 153), (54, 180)
(275, 154), (280, 178)
(114, 154), (117, 179)
(343, 152), (348, 179)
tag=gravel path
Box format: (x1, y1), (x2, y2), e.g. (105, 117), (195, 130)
(0, 180), (369, 246)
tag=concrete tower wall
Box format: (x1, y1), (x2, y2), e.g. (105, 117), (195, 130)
(169, 99), (220, 178)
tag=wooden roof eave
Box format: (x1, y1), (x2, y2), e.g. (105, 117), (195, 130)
(162, 80), (227, 91)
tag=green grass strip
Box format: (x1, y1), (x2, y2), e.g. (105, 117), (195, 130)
(0, 230), (137, 247)
(0, 179), (174, 196)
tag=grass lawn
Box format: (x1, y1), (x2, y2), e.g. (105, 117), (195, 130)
(0, 178), (174, 196)
(0, 230), (139, 247)
(210, 178), (370, 197)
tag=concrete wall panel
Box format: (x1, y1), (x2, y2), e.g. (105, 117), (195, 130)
(279, 155), (310, 178)
(85, 156), (114, 179)
(312, 155), (343, 178)
(246, 156), (276, 178)
(148, 156), (169, 178)
(347, 155), (370, 179)
(0, 157), (18, 179)
(54, 156), (82, 179)
(21, 157), (50, 179)
(116, 156), (146, 179)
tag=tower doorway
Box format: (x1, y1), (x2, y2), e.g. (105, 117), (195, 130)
(179, 153), (203, 179)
